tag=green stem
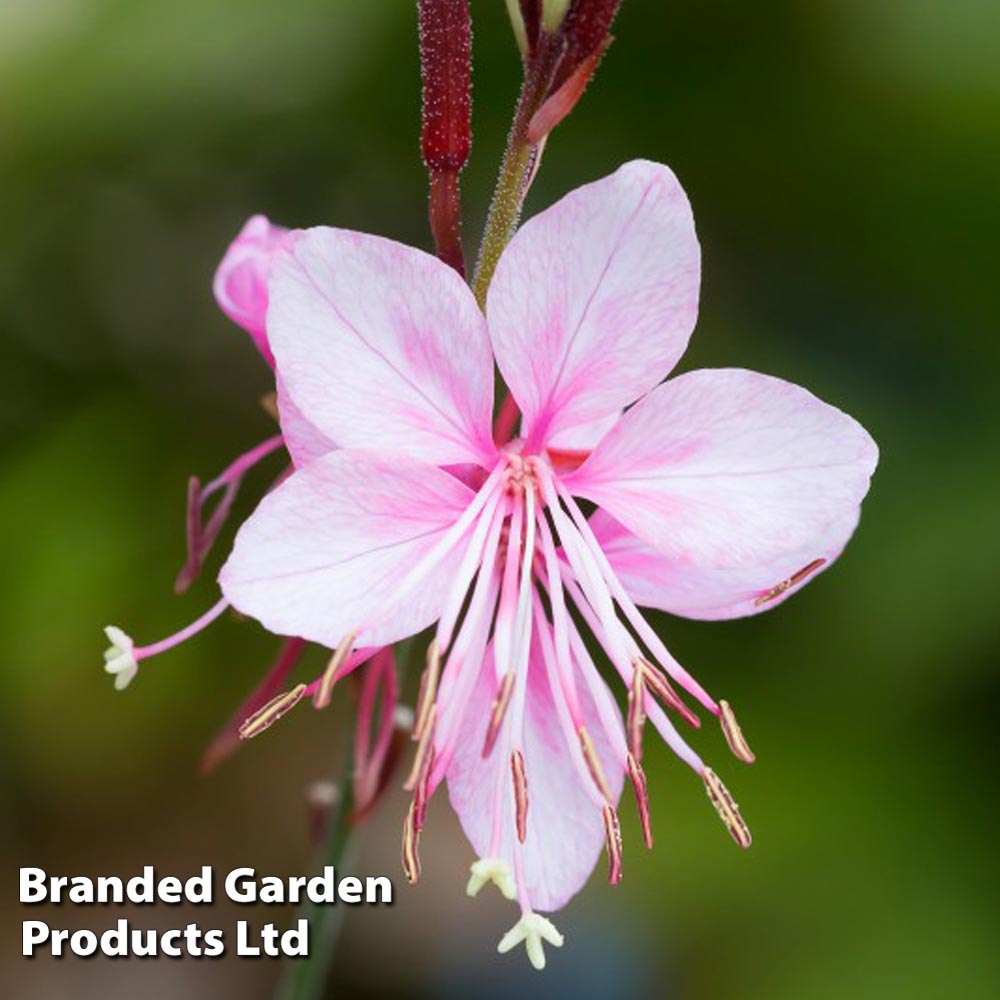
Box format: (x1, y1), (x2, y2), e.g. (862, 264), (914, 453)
(472, 137), (534, 309)
(274, 769), (356, 1000)
(472, 43), (560, 310)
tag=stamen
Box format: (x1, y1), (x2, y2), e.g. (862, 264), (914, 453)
(131, 597), (231, 661)
(627, 663), (646, 760)
(403, 703), (437, 791)
(626, 752), (653, 848)
(238, 683), (307, 740)
(602, 804), (623, 884)
(413, 640), (441, 741)
(578, 725), (612, 802)
(754, 558), (827, 606)
(532, 594), (609, 810)
(511, 749), (529, 843)
(552, 476), (720, 713)
(401, 800), (421, 885)
(482, 668), (516, 758)
(637, 657), (701, 729)
(625, 754), (653, 848)
(702, 767), (752, 849)
(413, 747), (435, 831)
(535, 510), (582, 722)
(314, 629), (357, 709)
(719, 699), (755, 764)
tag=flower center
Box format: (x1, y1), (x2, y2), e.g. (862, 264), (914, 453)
(501, 447), (543, 500)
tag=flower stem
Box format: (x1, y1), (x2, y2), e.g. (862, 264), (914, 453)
(472, 43), (560, 310)
(274, 766), (356, 1000)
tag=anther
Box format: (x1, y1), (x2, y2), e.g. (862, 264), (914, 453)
(602, 804), (623, 884)
(578, 725), (612, 802)
(627, 664), (646, 761)
(626, 752), (653, 848)
(314, 630), (357, 709)
(413, 640), (441, 741)
(239, 684), (307, 740)
(413, 747), (435, 832)
(482, 668), (516, 758)
(636, 657), (701, 728)
(511, 750), (529, 843)
(719, 699), (755, 764)
(754, 558), (826, 606)
(403, 703), (437, 792)
(702, 767), (752, 850)
(401, 800), (421, 885)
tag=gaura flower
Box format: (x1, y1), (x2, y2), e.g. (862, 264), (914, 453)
(218, 159), (878, 968)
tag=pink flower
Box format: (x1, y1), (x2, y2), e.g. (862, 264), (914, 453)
(219, 160), (878, 968)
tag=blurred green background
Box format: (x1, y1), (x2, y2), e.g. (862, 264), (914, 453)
(3, 1), (998, 998)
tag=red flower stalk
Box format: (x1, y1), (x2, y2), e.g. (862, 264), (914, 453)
(418, 0), (472, 276)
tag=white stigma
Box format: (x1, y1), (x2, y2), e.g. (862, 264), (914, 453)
(393, 704), (416, 733)
(103, 626), (138, 690)
(497, 912), (564, 971)
(465, 857), (516, 901)
(305, 780), (340, 808)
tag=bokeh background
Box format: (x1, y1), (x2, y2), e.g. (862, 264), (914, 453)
(3, 1), (999, 997)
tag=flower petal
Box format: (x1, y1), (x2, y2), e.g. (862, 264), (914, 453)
(446, 637), (624, 913)
(212, 214), (289, 366)
(591, 506), (861, 620)
(219, 450), (475, 648)
(568, 369), (878, 569)
(269, 228), (496, 466)
(276, 375), (335, 468)
(487, 160), (699, 447)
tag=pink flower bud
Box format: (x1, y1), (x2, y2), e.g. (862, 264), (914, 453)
(212, 215), (289, 367)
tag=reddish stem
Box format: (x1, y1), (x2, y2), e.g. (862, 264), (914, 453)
(493, 392), (521, 446)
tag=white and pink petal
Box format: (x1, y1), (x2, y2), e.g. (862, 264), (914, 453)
(567, 368), (877, 569)
(591, 506), (861, 621)
(269, 228), (496, 467)
(219, 450), (476, 648)
(487, 160), (700, 448)
(276, 375), (335, 468)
